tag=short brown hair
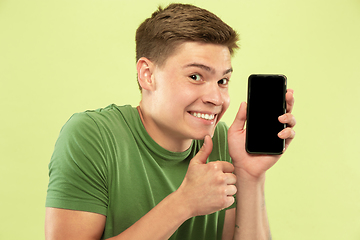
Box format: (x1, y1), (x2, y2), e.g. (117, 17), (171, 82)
(135, 3), (239, 90)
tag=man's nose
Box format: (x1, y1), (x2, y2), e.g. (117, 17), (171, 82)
(201, 83), (224, 106)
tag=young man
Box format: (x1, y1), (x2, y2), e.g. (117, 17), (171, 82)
(45, 3), (296, 240)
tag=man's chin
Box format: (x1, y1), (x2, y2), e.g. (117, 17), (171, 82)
(192, 130), (215, 140)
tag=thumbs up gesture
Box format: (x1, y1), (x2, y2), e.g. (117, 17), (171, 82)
(176, 135), (237, 217)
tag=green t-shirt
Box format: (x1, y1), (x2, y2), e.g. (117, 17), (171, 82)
(46, 104), (234, 239)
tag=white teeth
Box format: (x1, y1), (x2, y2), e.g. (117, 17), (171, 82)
(192, 112), (215, 120)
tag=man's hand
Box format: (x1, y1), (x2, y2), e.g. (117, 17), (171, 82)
(176, 135), (237, 217)
(228, 89), (296, 178)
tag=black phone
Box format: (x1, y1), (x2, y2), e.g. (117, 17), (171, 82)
(245, 74), (287, 155)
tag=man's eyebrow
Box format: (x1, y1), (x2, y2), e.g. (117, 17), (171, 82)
(223, 67), (233, 75)
(184, 63), (213, 73)
(184, 63), (233, 76)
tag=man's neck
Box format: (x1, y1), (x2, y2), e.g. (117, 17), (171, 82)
(136, 105), (193, 152)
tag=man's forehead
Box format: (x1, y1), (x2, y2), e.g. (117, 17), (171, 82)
(157, 41), (233, 72)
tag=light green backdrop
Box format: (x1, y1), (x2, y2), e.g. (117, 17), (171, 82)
(1, 0), (359, 239)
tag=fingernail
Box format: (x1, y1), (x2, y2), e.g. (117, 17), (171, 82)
(278, 130), (285, 137)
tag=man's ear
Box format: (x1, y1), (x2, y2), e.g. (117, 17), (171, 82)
(137, 57), (155, 91)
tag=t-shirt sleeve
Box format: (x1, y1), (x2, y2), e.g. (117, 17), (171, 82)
(46, 112), (108, 216)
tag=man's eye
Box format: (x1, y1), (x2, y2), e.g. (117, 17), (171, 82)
(218, 79), (229, 85)
(190, 74), (202, 81)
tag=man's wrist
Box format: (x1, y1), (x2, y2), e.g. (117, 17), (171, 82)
(234, 167), (266, 185)
(169, 188), (194, 221)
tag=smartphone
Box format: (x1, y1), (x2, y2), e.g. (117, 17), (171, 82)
(245, 74), (287, 155)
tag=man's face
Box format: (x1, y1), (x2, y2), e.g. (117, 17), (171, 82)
(143, 41), (232, 150)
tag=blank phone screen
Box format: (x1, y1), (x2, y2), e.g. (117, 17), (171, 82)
(246, 74), (287, 154)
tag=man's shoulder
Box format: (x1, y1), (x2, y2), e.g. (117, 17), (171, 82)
(74, 104), (136, 127)
(59, 104), (137, 136)
(84, 104), (134, 119)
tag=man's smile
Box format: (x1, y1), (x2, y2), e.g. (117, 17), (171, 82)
(188, 111), (216, 121)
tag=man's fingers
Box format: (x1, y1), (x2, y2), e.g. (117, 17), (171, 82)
(191, 135), (213, 165)
(278, 127), (296, 139)
(207, 161), (235, 174)
(225, 196), (235, 209)
(278, 113), (296, 128)
(224, 173), (237, 185)
(286, 89), (295, 113)
(224, 185), (237, 208)
(225, 184), (237, 196)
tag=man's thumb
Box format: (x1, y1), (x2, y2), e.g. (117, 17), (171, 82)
(191, 135), (213, 165)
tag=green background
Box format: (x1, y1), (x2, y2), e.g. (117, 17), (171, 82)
(1, 0), (359, 239)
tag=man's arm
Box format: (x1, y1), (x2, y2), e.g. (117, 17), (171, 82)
(221, 174), (270, 240)
(226, 90), (296, 240)
(222, 208), (236, 240)
(45, 190), (191, 240)
(232, 171), (271, 239)
(45, 208), (106, 240)
(46, 188), (195, 240)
